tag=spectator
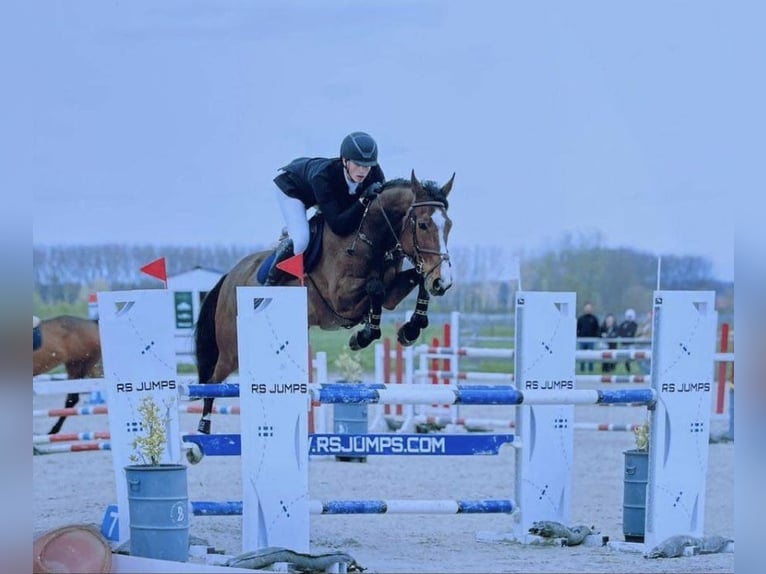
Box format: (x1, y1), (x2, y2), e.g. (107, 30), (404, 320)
(577, 302), (600, 373)
(636, 310), (653, 374)
(617, 308), (638, 372)
(600, 313), (618, 373)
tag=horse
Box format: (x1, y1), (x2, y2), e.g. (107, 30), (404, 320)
(194, 170), (455, 433)
(32, 315), (103, 434)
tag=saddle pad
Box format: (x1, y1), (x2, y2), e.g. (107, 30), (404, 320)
(256, 215), (324, 283)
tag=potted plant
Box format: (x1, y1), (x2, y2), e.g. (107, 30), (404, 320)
(124, 395), (189, 562)
(622, 417), (650, 542)
(334, 349), (364, 383)
(332, 350), (368, 462)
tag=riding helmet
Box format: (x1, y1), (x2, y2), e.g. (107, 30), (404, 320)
(340, 131), (378, 166)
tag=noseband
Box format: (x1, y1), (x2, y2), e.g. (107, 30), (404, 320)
(405, 201), (451, 279)
(361, 199), (450, 282)
(346, 195), (451, 283)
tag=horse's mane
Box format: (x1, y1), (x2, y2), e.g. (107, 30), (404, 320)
(382, 178), (449, 209)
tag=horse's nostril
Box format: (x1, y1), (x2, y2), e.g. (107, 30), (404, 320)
(430, 278), (450, 296)
(434, 280), (452, 295)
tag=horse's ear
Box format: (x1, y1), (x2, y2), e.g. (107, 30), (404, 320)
(441, 172), (455, 197)
(410, 170), (423, 194)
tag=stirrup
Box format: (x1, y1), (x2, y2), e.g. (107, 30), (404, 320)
(265, 265), (289, 286)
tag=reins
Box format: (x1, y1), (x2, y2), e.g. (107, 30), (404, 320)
(369, 198), (450, 278)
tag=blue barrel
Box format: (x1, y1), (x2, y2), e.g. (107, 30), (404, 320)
(622, 449), (648, 542)
(333, 403), (368, 463)
(125, 464), (189, 562)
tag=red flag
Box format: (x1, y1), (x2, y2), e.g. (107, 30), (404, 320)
(276, 253), (305, 286)
(140, 257), (168, 287)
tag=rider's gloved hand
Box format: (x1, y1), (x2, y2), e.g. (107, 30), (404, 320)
(359, 182), (383, 206)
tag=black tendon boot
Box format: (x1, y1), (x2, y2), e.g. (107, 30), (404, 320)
(264, 238), (295, 286)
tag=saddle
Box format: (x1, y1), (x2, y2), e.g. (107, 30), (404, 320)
(256, 214), (325, 284)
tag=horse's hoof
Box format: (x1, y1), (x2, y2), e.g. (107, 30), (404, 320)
(397, 325), (420, 347)
(396, 332), (412, 346)
(197, 418), (211, 435)
(351, 332), (375, 350)
(185, 442), (204, 464)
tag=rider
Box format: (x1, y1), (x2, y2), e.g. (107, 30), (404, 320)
(266, 131), (386, 285)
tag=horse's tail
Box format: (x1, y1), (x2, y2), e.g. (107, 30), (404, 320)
(194, 274), (227, 384)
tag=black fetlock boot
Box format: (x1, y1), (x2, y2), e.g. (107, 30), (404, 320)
(265, 238), (294, 286)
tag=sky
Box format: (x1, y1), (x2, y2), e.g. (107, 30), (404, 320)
(23, 0), (765, 282)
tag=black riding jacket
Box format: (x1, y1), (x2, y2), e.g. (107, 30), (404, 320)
(577, 313), (601, 338)
(274, 157), (385, 236)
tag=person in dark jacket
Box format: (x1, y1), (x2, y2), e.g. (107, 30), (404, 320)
(600, 313), (618, 373)
(617, 308), (639, 372)
(266, 131), (386, 285)
(576, 302), (600, 372)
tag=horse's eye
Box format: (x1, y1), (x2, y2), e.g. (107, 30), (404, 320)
(418, 221), (428, 231)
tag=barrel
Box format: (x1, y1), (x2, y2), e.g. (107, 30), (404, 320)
(622, 449), (648, 542)
(333, 403), (368, 463)
(125, 464), (189, 561)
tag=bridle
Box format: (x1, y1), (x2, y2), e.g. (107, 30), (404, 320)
(347, 197), (451, 283)
(401, 201), (451, 281)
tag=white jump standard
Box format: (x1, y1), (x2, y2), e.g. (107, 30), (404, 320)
(97, 290), (183, 549)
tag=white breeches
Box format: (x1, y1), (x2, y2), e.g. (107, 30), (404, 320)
(274, 188), (310, 254)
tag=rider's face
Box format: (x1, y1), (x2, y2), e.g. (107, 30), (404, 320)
(345, 159), (372, 183)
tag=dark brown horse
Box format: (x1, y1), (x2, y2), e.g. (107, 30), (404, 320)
(194, 171), (455, 433)
(33, 315), (103, 434)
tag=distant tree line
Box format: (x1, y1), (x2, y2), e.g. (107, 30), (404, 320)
(33, 243), (254, 303)
(33, 238), (733, 321)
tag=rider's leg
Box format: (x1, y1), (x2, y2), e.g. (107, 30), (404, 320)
(267, 191), (310, 285)
(265, 237), (294, 285)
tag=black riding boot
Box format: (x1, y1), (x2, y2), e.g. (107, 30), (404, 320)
(265, 238), (294, 286)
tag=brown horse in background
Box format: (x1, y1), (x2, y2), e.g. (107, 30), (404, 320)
(33, 315), (103, 434)
(194, 170), (455, 433)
